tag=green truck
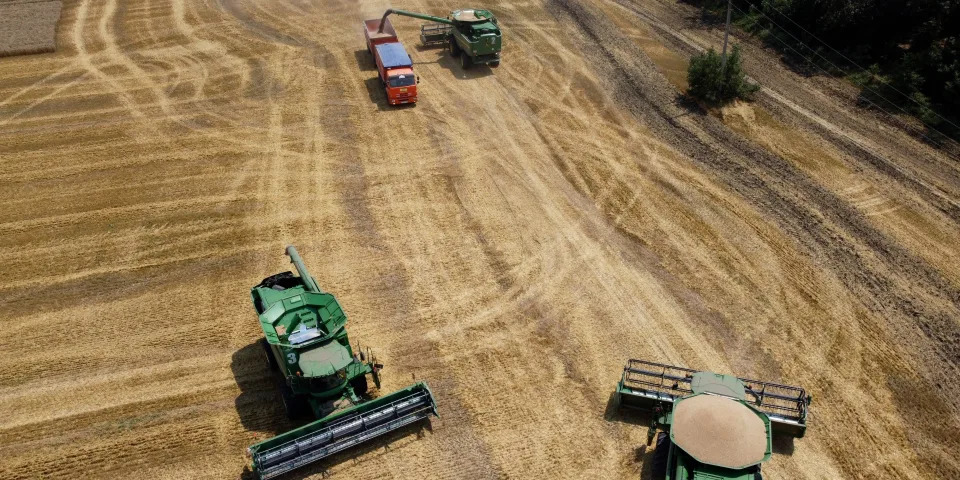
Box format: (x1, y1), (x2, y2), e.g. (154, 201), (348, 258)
(246, 246), (437, 479)
(378, 8), (502, 69)
(615, 359), (812, 479)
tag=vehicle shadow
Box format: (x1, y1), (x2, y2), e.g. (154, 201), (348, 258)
(436, 51), (495, 80)
(603, 391), (651, 426)
(772, 434), (796, 455)
(413, 43), (446, 53)
(232, 341), (434, 480)
(636, 443), (657, 479)
(232, 341), (295, 436)
(353, 48), (376, 72)
(604, 392), (657, 477)
(362, 76), (390, 110)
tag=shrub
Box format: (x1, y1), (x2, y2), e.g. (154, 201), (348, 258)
(687, 45), (760, 105)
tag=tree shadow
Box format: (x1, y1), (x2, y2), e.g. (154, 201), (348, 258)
(232, 341), (435, 479)
(674, 92), (708, 117)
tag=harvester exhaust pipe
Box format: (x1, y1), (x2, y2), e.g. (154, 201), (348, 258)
(285, 245), (322, 294)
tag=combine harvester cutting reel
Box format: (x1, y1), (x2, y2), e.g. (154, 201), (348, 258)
(616, 359), (812, 439)
(420, 22), (453, 45)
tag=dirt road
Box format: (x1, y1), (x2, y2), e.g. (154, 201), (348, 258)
(1, 0), (958, 479)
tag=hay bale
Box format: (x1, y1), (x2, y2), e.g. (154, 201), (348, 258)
(671, 394), (767, 469)
(0, 0), (63, 57)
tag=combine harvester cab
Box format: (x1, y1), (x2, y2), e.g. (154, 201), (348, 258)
(247, 246), (437, 479)
(615, 359), (812, 479)
(378, 8), (502, 69)
(363, 18), (418, 106)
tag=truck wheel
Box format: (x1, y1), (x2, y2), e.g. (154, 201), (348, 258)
(449, 38), (460, 56)
(650, 431), (669, 480)
(461, 52), (472, 70)
(280, 383), (309, 420)
(260, 338), (277, 371)
(350, 375), (369, 396)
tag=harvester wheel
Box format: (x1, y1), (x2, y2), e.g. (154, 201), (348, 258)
(449, 38), (460, 56)
(490, 60), (500, 68)
(260, 338), (278, 371)
(280, 384), (309, 420)
(350, 375), (369, 396)
(460, 52), (472, 70)
(650, 431), (669, 480)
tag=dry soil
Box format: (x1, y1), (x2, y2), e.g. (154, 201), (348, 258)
(0, 0), (62, 57)
(1, 0), (958, 479)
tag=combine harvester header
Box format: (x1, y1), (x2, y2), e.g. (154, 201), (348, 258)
(615, 359), (812, 479)
(246, 246), (437, 479)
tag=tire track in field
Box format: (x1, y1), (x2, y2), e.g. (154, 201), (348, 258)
(548, 1), (960, 477)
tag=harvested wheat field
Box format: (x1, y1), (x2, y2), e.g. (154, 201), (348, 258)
(1, 0), (959, 479)
(0, 0), (62, 57)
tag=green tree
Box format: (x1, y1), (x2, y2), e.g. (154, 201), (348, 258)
(687, 45), (760, 105)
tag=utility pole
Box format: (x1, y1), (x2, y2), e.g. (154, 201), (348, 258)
(721, 0), (732, 71)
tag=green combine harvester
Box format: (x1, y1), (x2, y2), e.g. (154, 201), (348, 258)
(378, 8), (502, 69)
(246, 246), (438, 480)
(615, 359), (812, 480)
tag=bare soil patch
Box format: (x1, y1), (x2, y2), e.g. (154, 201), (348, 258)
(0, 0), (62, 57)
(0, 0), (957, 479)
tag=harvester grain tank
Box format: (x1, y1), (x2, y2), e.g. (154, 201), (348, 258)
(615, 359), (812, 480)
(363, 17), (418, 105)
(246, 246), (437, 479)
(378, 8), (502, 69)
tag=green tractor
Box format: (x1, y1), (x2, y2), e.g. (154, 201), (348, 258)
(246, 246), (438, 480)
(378, 8), (502, 69)
(615, 359), (812, 480)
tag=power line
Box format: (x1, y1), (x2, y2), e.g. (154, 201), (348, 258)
(727, 2), (958, 155)
(758, 1), (960, 131)
(728, 3), (951, 153)
(721, 0), (732, 71)
(732, 4), (926, 122)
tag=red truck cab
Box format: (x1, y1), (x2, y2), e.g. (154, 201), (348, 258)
(363, 18), (418, 105)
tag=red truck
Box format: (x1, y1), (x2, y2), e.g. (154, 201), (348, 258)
(363, 18), (418, 106)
